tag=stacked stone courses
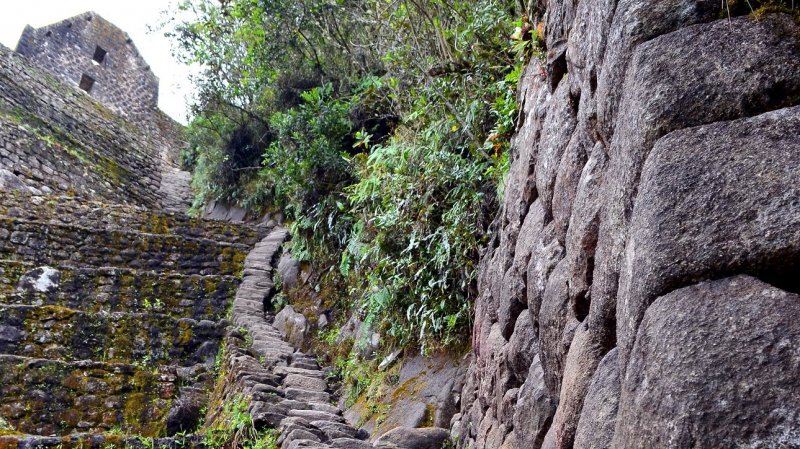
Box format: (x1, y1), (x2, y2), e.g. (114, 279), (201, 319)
(0, 43), (162, 207)
(453, 8), (800, 449)
(16, 12), (159, 124)
(0, 191), (268, 437)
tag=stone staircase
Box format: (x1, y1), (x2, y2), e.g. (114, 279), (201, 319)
(0, 34), (402, 449)
(211, 228), (373, 449)
(159, 165), (194, 214)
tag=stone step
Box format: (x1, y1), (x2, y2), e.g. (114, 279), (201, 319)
(0, 260), (237, 322)
(0, 355), (191, 437)
(0, 192), (265, 246)
(284, 388), (331, 402)
(275, 366), (327, 380)
(283, 374), (328, 392)
(0, 304), (226, 366)
(158, 166), (193, 214)
(329, 438), (373, 449)
(276, 412), (367, 449)
(306, 402), (344, 416)
(290, 359), (321, 371)
(0, 217), (249, 275)
(211, 226), (374, 449)
(310, 421), (363, 440)
(286, 408), (342, 423)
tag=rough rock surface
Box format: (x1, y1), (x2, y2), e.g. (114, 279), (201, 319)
(374, 427), (450, 449)
(0, 192), (260, 439)
(614, 276), (800, 448)
(275, 305), (311, 349)
(617, 105), (800, 368)
(455, 6), (800, 449)
(0, 169), (33, 193)
(278, 253), (301, 289)
(0, 11), (456, 449)
(572, 349), (618, 449)
(2, 4), (800, 449)
(345, 354), (468, 439)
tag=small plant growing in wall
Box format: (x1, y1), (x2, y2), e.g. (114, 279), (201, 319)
(0, 416), (14, 432)
(141, 297), (164, 312)
(202, 395), (278, 449)
(136, 435), (156, 449)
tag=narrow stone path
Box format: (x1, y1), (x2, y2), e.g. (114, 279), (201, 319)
(159, 164), (194, 213)
(226, 228), (372, 449)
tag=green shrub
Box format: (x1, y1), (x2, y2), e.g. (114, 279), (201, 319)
(343, 140), (489, 350)
(166, 0), (539, 361)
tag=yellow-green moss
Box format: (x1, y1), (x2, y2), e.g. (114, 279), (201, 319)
(177, 320), (194, 346)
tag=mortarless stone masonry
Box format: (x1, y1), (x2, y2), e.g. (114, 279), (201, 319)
(0, 12), (190, 209)
(16, 12), (159, 124)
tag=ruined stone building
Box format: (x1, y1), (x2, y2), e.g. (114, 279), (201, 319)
(15, 12), (159, 123)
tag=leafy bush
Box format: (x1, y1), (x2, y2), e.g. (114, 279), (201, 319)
(344, 140), (489, 350)
(722, 0), (798, 18)
(165, 0), (540, 360)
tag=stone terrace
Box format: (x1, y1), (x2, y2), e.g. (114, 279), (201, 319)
(0, 193), (270, 438)
(0, 15), (426, 449)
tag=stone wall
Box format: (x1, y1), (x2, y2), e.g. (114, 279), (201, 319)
(16, 12), (159, 123)
(0, 304), (226, 367)
(0, 217), (248, 276)
(0, 13), (240, 445)
(454, 5), (800, 449)
(0, 193), (257, 438)
(0, 193), (263, 245)
(0, 260), (237, 323)
(151, 110), (188, 167)
(0, 355), (177, 436)
(0, 44), (163, 207)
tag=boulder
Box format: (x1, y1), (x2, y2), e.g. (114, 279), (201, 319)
(618, 105), (800, 371)
(203, 200), (249, 222)
(274, 305), (309, 349)
(613, 276), (800, 447)
(0, 325), (23, 344)
(596, 13), (800, 371)
(278, 252), (301, 289)
(16, 266), (60, 293)
(0, 168), (33, 193)
(512, 354), (556, 448)
(165, 387), (207, 435)
(573, 349), (619, 449)
(373, 427), (451, 449)
(595, 0), (720, 140)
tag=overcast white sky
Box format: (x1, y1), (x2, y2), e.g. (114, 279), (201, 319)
(0, 0), (195, 123)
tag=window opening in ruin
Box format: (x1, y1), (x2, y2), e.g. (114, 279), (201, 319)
(79, 74), (95, 93)
(93, 46), (107, 65)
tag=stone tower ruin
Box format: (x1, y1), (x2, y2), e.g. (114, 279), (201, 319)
(16, 11), (159, 122)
